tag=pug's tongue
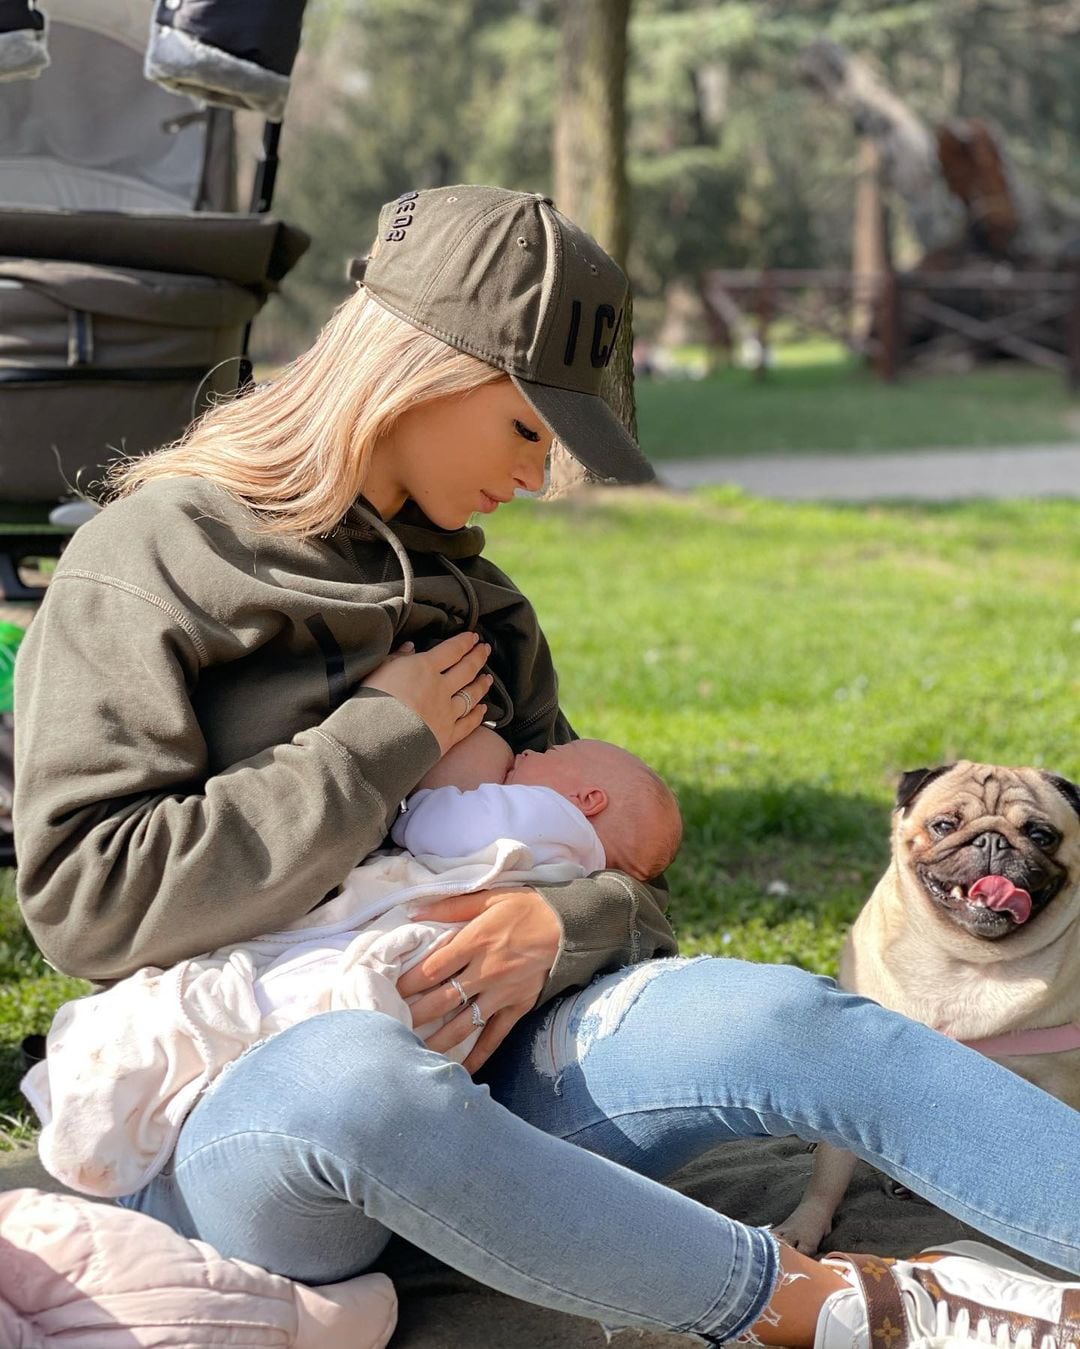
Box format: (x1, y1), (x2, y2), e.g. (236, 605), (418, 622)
(968, 874), (1032, 924)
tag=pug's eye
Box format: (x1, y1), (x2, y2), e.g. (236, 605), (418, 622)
(1024, 821), (1060, 850)
(928, 817), (957, 838)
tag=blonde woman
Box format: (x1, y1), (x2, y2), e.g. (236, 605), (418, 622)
(14, 187), (1080, 1349)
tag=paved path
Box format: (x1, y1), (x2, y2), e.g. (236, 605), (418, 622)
(655, 443), (1080, 501)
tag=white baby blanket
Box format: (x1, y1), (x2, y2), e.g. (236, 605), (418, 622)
(22, 834), (588, 1200)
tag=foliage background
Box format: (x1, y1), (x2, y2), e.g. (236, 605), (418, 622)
(257, 0), (1080, 354)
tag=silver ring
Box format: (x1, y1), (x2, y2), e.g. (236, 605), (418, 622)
(453, 689), (474, 716)
(449, 976), (468, 1008)
(470, 1001), (486, 1030)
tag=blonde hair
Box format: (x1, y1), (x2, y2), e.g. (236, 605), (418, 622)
(106, 289), (504, 536)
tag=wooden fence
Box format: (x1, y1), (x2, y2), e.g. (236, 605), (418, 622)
(701, 268), (1080, 389)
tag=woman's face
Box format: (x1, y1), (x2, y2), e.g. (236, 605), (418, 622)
(365, 377), (555, 528)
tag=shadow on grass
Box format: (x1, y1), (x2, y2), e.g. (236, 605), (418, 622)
(676, 779), (888, 852)
(667, 780), (892, 965)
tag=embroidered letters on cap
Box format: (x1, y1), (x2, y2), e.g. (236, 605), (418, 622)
(563, 301), (624, 369)
(385, 190), (420, 243)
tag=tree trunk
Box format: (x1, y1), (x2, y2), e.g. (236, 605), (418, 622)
(553, 0), (630, 266)
(548, 0), (635, 496)
(850, 136), (888, 346)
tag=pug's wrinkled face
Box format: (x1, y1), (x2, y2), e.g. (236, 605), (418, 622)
(894, 761), (1080, 941)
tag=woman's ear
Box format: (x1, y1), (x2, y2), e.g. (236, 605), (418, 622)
(574, 787), (608, 818)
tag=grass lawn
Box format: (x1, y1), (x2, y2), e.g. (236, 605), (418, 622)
(1, 488), (1078, 1131)
(635, 362), (1080, 460)
(0, 870), (85, 1140)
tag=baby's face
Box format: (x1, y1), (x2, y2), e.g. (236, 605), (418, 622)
(505, 740), (621, 800)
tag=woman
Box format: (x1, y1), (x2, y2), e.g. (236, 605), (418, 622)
(14, 185), (1080, 1349)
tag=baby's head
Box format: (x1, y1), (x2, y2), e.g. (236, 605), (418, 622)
(506, 740), (682, 880)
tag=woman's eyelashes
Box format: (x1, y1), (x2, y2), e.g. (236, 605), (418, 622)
(513, 419), (541, 443)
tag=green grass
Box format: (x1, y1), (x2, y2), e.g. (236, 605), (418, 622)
(0, 870), (88, 1139)
(483, 490), (1079, 970)
(635, 363), (1080, 459)
(1, 489), (1077, 1127)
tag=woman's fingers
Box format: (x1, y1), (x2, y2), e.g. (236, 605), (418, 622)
(447, 673), (492, 738)
(443, 640), (491, 694)
(463, 1006), (524, 1074)
(360, 633), (491, 754)
(423, 999), (526, 1069)
(428, 630), (484, 673)
(410, 893), (495, 925)
(400, 889), (557, 1063)
(407, 972), (473, 1027)
(397, 898), (490, 1002)
(449, 675), (492, 720)
(423, 999), (482, 1055)
(397, 930), (473, 999)
(456, 672), (491, 705)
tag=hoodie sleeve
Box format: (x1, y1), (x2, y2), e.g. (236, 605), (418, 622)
(14, 572), (440, 982)
(535, 869), (677, 1002)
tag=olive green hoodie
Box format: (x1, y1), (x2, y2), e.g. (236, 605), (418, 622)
(14, 477), (676, 995)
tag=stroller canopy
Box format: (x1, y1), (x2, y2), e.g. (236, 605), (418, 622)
(0, 0), (220, 212)
(0, 0), (311, 509)
(0, 0), (312, 212)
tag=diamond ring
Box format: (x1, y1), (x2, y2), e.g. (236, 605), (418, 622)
(470, 1001), (486, 1030)
(449, 976), (469, 1008)
(454, 689), (474, 715)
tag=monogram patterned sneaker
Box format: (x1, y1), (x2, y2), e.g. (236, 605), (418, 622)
(814, 1242), (1080, 1349)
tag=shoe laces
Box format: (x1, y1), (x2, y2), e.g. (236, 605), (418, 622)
(929, 1300), (1067, 1349)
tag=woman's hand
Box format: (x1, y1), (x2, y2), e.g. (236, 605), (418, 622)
(362, 632), (492, 755)
(397, 888), (561, 1073)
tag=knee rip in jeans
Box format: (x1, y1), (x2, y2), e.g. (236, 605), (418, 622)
(531, 956), (707, 1085)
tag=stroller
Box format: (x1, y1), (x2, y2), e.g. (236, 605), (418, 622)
(0, 0), (312, 862)
(0, 0), (311, 598)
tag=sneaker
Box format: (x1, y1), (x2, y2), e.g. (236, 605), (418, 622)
(814, 1241), (1080, 1349)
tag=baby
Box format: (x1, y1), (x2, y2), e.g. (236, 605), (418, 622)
(394, 727), (683, 882)
(24, 729), (682, 1201)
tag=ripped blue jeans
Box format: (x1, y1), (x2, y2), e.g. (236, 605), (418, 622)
(121, 957), (1080, 1342)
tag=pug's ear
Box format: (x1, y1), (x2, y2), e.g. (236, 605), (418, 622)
(1042, 773), (1080, 820)
(895, 764), (956, 814)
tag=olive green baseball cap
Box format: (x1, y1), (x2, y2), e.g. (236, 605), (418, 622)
(348, 184), (655, 485)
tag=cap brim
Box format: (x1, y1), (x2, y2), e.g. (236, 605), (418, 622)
(511, 375), (656, 486)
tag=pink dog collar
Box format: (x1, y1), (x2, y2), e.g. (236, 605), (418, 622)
(959, 1023), (1080, 1057)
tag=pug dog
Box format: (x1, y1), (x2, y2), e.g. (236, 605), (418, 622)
(776, 760), (1080, 1253)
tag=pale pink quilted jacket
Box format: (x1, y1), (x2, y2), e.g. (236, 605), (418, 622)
(0, 1187), (397, 1347)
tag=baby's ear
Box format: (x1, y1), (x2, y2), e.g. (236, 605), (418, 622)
(575, 787), (608, 818)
